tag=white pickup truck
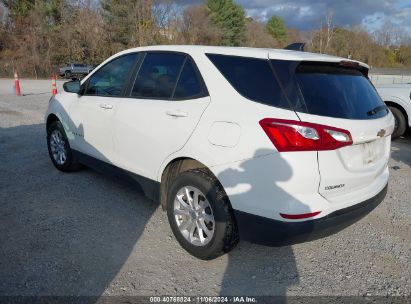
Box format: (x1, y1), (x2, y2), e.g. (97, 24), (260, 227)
(376, 84), (411, 138)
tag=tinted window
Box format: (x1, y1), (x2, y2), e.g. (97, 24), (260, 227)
(206, 54), (290, 109)
(294, 63), (387, 119)
(131, 53), (186, 99)
(173, 60), (203, 99)
(271, 60), (307, 113)
(85, 54), (138, 96)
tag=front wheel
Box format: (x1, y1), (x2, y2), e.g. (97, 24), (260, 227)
(47, 121), (81, 172)
(167, 170), (238, 260)
(389, 106), (407, 139)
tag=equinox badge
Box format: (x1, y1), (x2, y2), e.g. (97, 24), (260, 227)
(325, 184), (345, 191)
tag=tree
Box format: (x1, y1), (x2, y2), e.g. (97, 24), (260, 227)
(177, 5), (221, 45)
(1, 0), (35, 18)
(0, 5), (7, 52)
(101, 0), (135, 52)
(286, 28), (301, 45)
(101, 0), (158, 53)
(244, 17), (278, 48)
(53, 4), (106, 65)
(265, 15), (287, 45)
(1, 0), (410, 78)
(397, 46), (411, 67)
(206, 0), (246, 46)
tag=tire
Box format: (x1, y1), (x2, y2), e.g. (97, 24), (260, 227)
(64, 71), (71, 79)
(167, 169), (239, 260)
(47, 121), (81, 172)
(389, 106), (407, 139)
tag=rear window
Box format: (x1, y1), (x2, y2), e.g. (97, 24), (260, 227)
(206, 54), (290, 109)
(272, 61), (388, 120)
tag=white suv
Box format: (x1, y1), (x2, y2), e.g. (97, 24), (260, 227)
(46, 45), (395, 259)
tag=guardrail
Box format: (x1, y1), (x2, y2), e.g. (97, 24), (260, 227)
(369, 74), (411, 85)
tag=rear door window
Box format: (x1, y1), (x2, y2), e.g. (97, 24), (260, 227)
(173, 59), (204, 99)
(131, 53), (186, 99)
(206, 54), (290, 109)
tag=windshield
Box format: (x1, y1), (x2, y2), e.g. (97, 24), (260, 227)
(272, 61), (388, 120)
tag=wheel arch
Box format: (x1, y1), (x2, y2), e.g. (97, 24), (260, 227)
(46, 113), (60, 129)
(159, 157), (219, 210)
(385, 100), (409, 127)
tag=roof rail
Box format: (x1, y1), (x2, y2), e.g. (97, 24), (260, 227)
(284, 42), (306, 52)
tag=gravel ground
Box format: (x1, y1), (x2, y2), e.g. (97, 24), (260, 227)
(0, 80), (410, 297)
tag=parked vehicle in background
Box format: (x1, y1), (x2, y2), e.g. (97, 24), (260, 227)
(59, 63), (94, 79)
(46, 45), (394, 259)
(376, 84), (411, 138)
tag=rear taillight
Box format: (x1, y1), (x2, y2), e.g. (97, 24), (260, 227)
(259, 118), (353, 152)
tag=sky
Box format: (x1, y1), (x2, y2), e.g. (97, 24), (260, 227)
(180, 0), (411, 34)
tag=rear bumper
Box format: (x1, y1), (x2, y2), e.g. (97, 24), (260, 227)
(234, 184), (388, 246)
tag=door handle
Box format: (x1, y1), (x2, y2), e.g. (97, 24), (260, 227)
(100, 103), (113, 110)
(166, 110), (188, 118)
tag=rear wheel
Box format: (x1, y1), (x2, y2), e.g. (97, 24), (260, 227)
(389, 106), (407, 139)
(167, 169), (238, 260)
(47, 121), (81, 172)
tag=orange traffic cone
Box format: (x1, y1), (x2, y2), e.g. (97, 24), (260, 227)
(14, 71), (21, 96)
(51, 72), (57, 96)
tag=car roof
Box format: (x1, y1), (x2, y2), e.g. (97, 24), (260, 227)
(115, 45), (369, 69)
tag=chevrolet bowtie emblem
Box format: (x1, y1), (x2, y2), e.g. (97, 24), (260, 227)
(377, 129), (386, 138)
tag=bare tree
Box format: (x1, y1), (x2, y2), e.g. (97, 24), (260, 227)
(244, 17), (279, 48)
(325, 12), (334, 50)
(176, 5), (221, 45)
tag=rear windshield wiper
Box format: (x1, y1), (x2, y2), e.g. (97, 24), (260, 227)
(367, 105), (387, 116)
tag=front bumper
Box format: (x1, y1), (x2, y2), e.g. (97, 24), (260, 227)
(234, 184), (388, 246)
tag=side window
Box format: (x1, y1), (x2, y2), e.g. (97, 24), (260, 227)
(271, 60), (307, 112)
(131, 53), (186, 99)
(206, 54), (290, 109)
(85, 54), (138, 97)
(173, 60), (203, 99)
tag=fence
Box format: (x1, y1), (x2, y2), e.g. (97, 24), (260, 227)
(369, 68), (411, 85)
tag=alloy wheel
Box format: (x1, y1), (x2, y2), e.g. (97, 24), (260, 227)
(173, 186), (215, 246)
(49, 129), (67, 165)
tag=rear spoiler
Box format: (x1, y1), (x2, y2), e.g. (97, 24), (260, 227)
(283, 43), (369, 75)
(284, 43), (306, 52)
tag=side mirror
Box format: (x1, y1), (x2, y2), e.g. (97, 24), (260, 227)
(63, 80), (81, 94)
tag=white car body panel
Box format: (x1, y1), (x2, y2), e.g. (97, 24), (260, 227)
(113, 96), (210, 180)
(376, 84), (411, 126)
(210, 151), (325, 221)
(67, 95), (119, 162)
